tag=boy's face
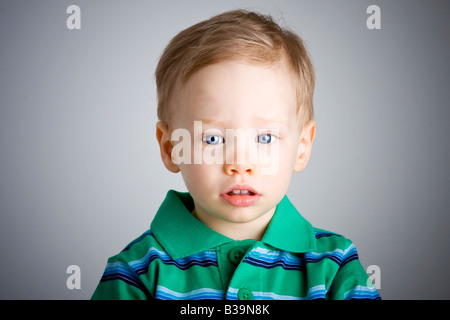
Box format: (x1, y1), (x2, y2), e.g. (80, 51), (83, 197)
(157, 61), (315, 239)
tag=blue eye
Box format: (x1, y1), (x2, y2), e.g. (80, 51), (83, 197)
(203, 135), (224, 145)
(257, 134), (272, 144)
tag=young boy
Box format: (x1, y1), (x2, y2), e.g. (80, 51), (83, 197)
(92, 10), (380, 300)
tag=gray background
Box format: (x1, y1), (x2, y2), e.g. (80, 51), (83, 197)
(0, 0), (449, 300)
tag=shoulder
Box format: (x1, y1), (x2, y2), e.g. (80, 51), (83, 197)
(313, 227), (353, 243)
(92, 230), (163, 299)
(106, 229), (164, 264)
(306, 227), (361, 271)
(312, 227), (358, 255)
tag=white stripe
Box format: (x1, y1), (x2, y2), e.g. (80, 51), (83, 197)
(343, 285), (379, 300)
(156, 285), (223, 299)
(227, 285), (326, 300)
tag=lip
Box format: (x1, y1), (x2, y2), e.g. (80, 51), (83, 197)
(220, 184), (261, 207)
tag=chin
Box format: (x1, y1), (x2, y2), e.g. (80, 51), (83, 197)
(219, 208), (269, 224)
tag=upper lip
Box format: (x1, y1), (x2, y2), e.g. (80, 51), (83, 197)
(222, 184), (259, 196)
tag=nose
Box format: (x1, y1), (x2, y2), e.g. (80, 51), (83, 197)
(223, 162), (256, 176)
(223, 130), (258, 176)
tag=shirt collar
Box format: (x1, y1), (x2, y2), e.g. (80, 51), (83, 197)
(151, 190), (316, 259)
(261, 193), (317, 253)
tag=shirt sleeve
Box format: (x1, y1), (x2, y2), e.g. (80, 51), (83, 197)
(91, 259), (152, 300)
(326, 239), (381, 300)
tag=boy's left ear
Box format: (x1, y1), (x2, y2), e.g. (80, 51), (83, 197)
(294, 120), (316, 172)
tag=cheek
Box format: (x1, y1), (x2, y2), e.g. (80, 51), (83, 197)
(180, 164), (219, 192)
(284, 135), (302, 165)
(264, 139), (298, 170)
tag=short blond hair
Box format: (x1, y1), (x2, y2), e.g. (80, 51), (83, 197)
(155, 9), (315, 128)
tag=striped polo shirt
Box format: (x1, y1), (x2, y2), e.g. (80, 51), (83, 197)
(91, 190), (380, 300)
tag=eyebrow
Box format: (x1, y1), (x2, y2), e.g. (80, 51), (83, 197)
(252, 116), (289, 126)
(196, 118), (226, 126)
(197, 117), (288, 127)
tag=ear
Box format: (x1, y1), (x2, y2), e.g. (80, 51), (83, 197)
(294, 120), (316, 172)
(156, 121), (180, 173)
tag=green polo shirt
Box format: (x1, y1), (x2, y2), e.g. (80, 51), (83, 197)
(91, 190), (380, 300)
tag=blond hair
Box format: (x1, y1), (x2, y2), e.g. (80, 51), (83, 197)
(155, 9), (315, 128)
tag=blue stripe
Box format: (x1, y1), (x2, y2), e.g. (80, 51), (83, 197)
(129, 248), (218, 275)
(100, 247), (218, 293)
(243, 245), (359, 271)
(227, 285), (326, 300)
(155, 286), (223, 300)
(344, 285), (381, 300)
(305, 244), (359, 267)
(314, 231), (339, 239)
(122, 230), (153, 252)
(242, 247), (305, 271)
(101, 261), (150, 295)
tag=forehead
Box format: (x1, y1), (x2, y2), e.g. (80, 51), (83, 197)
(171, 61), (297, 126)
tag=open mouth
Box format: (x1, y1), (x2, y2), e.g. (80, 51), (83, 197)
(227, 189), (256, 196)
(221, 185), (261, 207)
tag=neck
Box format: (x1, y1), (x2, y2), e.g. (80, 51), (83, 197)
(191, 207), (275, 241)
